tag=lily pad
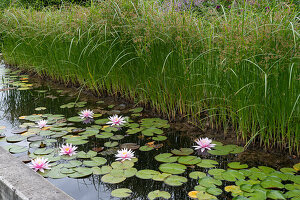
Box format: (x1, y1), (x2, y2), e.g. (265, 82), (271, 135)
(101, 174), (126, 184)
(199, 177), (222, 188)
(261, 179), (284, 189)
(152, 173), (171, 181)
(148, 190), (171, 200)
(164, 175), (187, 186)
(95, 119), (109, 125)
(67, 116), (83, 122)
(293, 163), (300, 171)
(152, 135), (167, 141)
(6, 135), (27, 143)
(206, 187), (222, 196)
(129, 107), (143, 113)
(77, 151), (97, 159)
(104, 141), (118, 147)
(47, 169), (67, 179)
(9, 145), (28, 154)
(68, 167), (93, 178)
(280, 168), (297, 174)
(34, 148), (54, 155)
(83, 157), (107, 167)
(266, 190), (285, 199)
(136, 170), (160, 179)
(92, 165), (112, 175)
(171, 148), (194, 156)
(228, 162), (248, 169)
(196, 191), (218, 199)
(139, 146), (154, 151)
(155, 153), (178, 163)
(189, 171), (206, 179)
(111, 188), (132, 198)
(110, 135), (124, 140)
(142, 128), (163, 136)
(159, 163), (187, 174)
(197, 159), (218, 168)
(178, 156), (201, 165)
(96, 132), (113, 139)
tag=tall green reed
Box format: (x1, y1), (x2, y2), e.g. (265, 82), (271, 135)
(0, 0), (299, 153)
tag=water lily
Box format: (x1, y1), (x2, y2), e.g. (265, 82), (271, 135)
(115, 148), (135, 162)
(28, 157), (51, 173)
(107, 115), (126, 126)
(37, 120), (47, 129)
(79, 109), (94, 119)
(59, 143), (77, 156)
(193, 137), (216, 152)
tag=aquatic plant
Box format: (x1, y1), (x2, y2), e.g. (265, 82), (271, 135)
(37, 120), (47, 129)
(79, 109), (94, 119)
(59, 143), (77, 156)
(28, 157), (51, 172)
(0, 0), (299, 154)
(107, 115), (127, 126)
(193, 138), (216, 152)
(115, 148), (135, 162)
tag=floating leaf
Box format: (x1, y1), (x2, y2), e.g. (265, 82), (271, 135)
(111, 188), (132, 198)
(95, 119), (109, 125)
(111, 160), (135, 169)
(63, 160), (82, 168)
(47, 169), (67, 179)
(120, 143), (140, 150)
(178, 156), (201, 165)
(197, 159), (218, 168)
(164, 175), (187, 186)
(142, 128), (163, 136)
(9, 145), (28, 154)
(155, 153), (178, 163)
(68, 167), (93, 178)
(129, 107), (143, 113)
(266, 190), (285, 199)
(159, 163), (187, 174)
(171, 148), (194, 156)
(67, 116), (82, 122)
(34, 148), (54, 155)
(148, 190), (171, 200)
(196, 191), (218, 199)
(139, 146), (154, 151)
(65, 139), (88, 145)
(60, 168), (75, 174)
(153, 135), (167, 141)
(92, 165), (112, 175)
(110, 135), (124, 140)
(224, 185), (243, 195)
(104, 141), (118, 147)
(199, 177), (222, 188)
(96, 132), (113, 139)
(101, 174), (126, 184)
(136, 170), (160, 179)
(189, 171), (206, 179)
(77, 151), (97, 159)
(280, 168), (297, 174)
(83, 157), (107, 167)
(228, 162), (248, 169)
(293, 163), (300, 171)
(6, 135), (27, 143)
(35, 107), (46, 111)
(208, 169), (225, 176)
(261, 180), (284, 189)
(206, 187), (222, 196)
(152, 173), (171, 181)
(222, 170), (245, 182)
(285, 190), (300, 198)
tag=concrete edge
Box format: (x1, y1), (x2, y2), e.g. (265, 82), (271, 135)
(0, 146), (74, 200)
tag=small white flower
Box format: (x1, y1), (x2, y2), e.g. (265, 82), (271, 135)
(115, 148), (135, 162)
(106, 115), (126, 126)
(37, 120), (47, 129)
(193, 137), (216, 152)
(79, 109), (94, 119)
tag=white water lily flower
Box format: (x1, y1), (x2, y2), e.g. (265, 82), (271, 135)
(106, 115), (126, 126)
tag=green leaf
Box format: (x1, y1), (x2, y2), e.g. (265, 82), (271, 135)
(95, 119), (109, 125)
(197, 159), (218, 168)
(110, 135), (124, 140)
(206, 187), (222, 196)
(148, 190), (171, 200)
(261, 180), (284, 189)
(111, 188), (132, 198)
(228, 162), (248, 169)
(101, 174), (126, 184)
(136, 169), (160, 179)
(171, 148), (194, 156)
(159, 163), (187, 174)
(189, 171), (206, 179)
(92, 166), (112, 175)
(152, 173), (171, 181)
(9, 145), (28, 154)
(139, 146), (154, 151)
(164, 175), (187, 186)
(104, 141), (118, 147)
(155, 153), (178, 163)
(67, 116), (82, 122)
(96, 132), (113, 139)
(178, 156), (201, 165)
(47, 169), (67, 179)
(77, 151), (97, 159)
(83, 157), (107, 167)
(111, 160), (135, 169)
(280, 168), (297, 174)
(152, 135), (167, 141)
(142, 128), (163, 136)
(196, 191), (217, 200)
(267, 190), (286, 199)
(199, 177), (222, 188)
(34, 148), (54, 155)
(6, 135), (27, 143)
(208, 169), (225, 176)
(129, 107), (143, 113)
(68, 167), (93, 178)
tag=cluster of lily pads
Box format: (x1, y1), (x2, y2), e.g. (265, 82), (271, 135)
(0, 68), (299, 200)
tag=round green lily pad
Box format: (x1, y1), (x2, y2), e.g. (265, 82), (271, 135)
(197, 159), (218, 168)
(148, 190), (171, 200)
(68, 167), (93, 178)
(136, 170), (160, 179)
(178, 156), (201, 165)
(164, 175), (187, 186)
(189, 171), (206, 179)
(101, 174), (126, 184)
(159, 163), (187, 174)
(152, 136), (167, 141)
(110, 135), (124, 140)
(6, 135), (27, 143)
(9, 145), (28, 154)
(171, 148), (194, 156)
(139, 146), (154, 151)
(206, 187), (222, 196)
(34, 148), (54, 155)
(111, 188), (132, 198)
(155, 153), (178, 163)
(77, 151), (97, 159)
(92, 165), (112, 175)
(228, 162), (248, 169)
(96, 132), (113, 139)
(104, 141), (118, 147)
(67, 116), (82, 122)
(261, 179), (284, 189)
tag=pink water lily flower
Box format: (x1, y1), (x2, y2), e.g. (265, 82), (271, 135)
(28, 157), (51, 173)
(59, 143), (77, 156)
(37, 120), (47, 129)
(79, 109), (94, 119)
(107, 115), (126, 126)
(115, 148), (135, 162)
(193, 137), (216, 152)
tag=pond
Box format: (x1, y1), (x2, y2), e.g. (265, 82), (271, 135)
(0, 61), (299, 200)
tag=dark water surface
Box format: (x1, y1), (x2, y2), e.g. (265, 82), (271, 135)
(0, 62), (298, 200)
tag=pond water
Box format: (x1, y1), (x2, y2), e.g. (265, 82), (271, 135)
(0, 61), (299, 200)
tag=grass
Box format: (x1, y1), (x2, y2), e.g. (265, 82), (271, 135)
(0, 0), (299, 154)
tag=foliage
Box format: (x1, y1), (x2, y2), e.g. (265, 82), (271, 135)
(0, 0), (299, 153)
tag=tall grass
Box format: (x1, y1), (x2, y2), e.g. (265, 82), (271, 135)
(0, 0), (299, 153)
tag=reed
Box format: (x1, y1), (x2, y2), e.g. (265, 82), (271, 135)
(0, 0), (299, 153)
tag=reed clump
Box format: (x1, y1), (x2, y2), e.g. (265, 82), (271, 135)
(0, 0), (299, 153)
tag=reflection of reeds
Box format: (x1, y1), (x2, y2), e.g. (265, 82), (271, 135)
(0, 0), (299, 154)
